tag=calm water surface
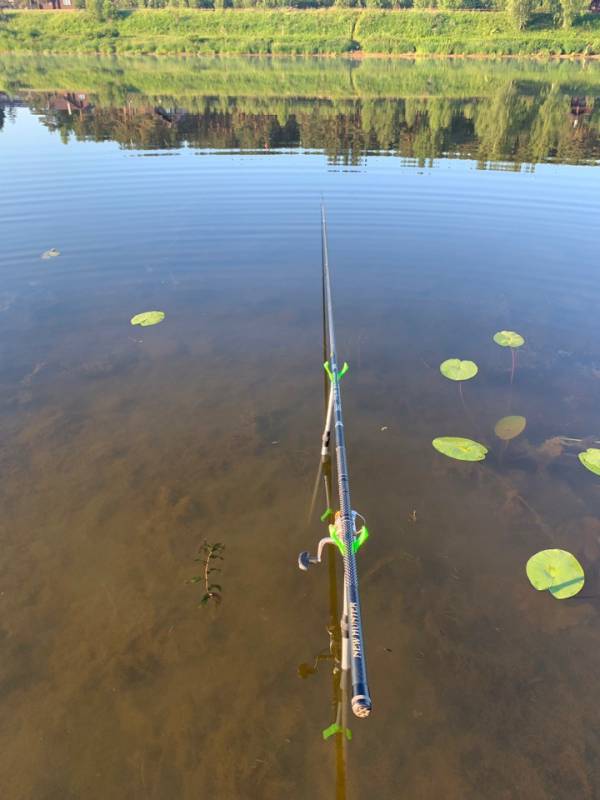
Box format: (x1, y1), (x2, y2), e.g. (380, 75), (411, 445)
(1, 56), (600, 800)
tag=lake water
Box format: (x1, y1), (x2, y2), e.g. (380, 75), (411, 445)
(1, 56), (600, 800)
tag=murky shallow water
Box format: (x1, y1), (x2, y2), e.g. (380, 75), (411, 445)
(1, 57), (600, 799)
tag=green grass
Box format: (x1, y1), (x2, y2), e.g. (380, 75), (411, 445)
(1, 9), (600, 56)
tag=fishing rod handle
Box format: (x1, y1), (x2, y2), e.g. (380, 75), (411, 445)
(344, 565), (372, 718)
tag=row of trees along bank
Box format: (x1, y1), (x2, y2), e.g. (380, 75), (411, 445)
(6, 1), (597, 29)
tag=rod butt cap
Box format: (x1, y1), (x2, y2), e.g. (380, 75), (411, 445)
(352, 695), (372, 718)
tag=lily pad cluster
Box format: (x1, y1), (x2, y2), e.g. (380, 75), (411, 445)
(434, 329), (594, 602)
(434, 331), (528, 463)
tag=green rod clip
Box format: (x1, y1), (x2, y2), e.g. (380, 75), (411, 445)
(329, 524), (369, 556)
(323, 362), (349, 382)
(322, 723), (352, 741)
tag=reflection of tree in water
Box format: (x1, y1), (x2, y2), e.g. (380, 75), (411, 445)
(18, 83), (600, 167)
(0, 106), (4, 132)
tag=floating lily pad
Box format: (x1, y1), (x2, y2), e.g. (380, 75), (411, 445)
(41, 248), (60, 259)
(130, 311), (165, 327)
(526, 549), (584, 599)
(494, 415), (527, 441)
(440, 358), (478, 382)
(432, 437), (488, 462)
(579, 448), (600, 477)
(493, 330), (524, 348)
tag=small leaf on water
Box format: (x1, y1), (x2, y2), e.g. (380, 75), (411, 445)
(526, 549), (584, 599)
(439, 358), (478, 382)
(493, 330), (525, 348)
(130, 311), (165, 327)
(187, 576), (202, 584)
(432, 437), (488, 462)
(208, 584), (222, 592)
(494, 415), (527, 441)
(579, 448), (600, 477)
(200, 594), (211, 605)
(41, 248), (61, 259)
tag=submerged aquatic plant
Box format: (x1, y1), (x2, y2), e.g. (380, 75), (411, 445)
(526, 549), (584, 599)
(440, 358), (478, 414)
(579, 448), (600, 477)
(188, 540), (225, 607)
(493, 330), (524, 384)
(494, 415), (526, 441)
(130, 310), (165, 327)
(432, 437), (488, 462)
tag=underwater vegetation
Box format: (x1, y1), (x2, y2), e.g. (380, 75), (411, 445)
(187, 540), (225, 607)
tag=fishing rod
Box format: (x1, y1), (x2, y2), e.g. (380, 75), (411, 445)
(298, 268), (350, 797)
(298, 205), (372, 719)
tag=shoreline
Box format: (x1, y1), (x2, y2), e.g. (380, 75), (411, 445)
(2, 48), (600, 61)
(1, 49), (599, 61)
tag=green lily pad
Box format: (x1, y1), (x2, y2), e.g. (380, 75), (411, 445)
(432, 437), (488, 462)
(41, 248), (60, 259)
(526, 549), (584, 599)
(494, 415), (526, 441)
(440, 358), (478, 382)
(130, 311), (165, 327)
(493, 330), (524, 348)
(579, 448), (600, 477)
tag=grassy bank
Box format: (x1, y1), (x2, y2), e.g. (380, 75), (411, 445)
(1, 9), (600, 56)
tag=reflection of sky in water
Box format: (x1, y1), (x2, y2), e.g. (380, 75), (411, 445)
(1, 92), (600, 800)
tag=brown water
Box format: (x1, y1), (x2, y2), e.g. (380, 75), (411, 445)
(2, 56), (600, 799)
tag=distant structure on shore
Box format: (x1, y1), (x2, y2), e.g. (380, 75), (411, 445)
(1, 0), (75, 8)
(2, 0), (600, 9)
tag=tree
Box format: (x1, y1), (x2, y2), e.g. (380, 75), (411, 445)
(560, 0), (587, 28)
(87, 0), (105, 18)
(506, 0), (534, 29)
